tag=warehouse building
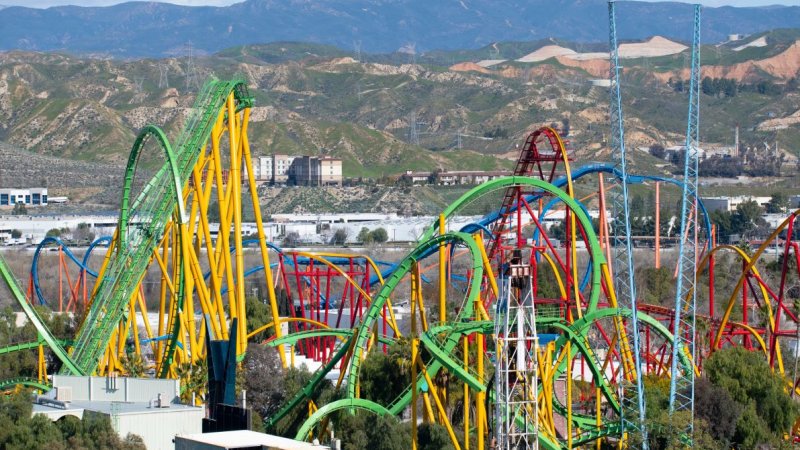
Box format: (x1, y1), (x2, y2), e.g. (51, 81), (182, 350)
(0, 188), (48, 206)
(33, 375), (204, 450)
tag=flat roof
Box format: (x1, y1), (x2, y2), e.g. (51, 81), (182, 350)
(176, 430), (329, 449)
(33, 400), (202, 417)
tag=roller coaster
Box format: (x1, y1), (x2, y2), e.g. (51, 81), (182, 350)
(1, 16), (800, 449)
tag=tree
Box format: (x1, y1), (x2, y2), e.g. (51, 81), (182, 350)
(649, 143), (666, 160)
(10, 229), (22, 239)
(243, 346), (285, 421)
(369, 227), (389, 243)
(176, 360), (207, 404)
(0, 392), (144, 450)
(765, 192), (789, 214)
(120, 354), (146, 378)
(730, 200), (764, 237)
(560, 117), (570, 137)
(359, 340), (412, 405)
(637, 375), (720, 450)
(282, 231), (300, 247)
(701, 77), (714, 96)
(699, 155), (743, 178)
(639, 267), (673, 306)
(12, 202), (26, 215)
(73, 222), (95, 242)
(331, 228), (349, 245)
(704, 347), (799, 447)
(246, 295), (273, 340)
(357, 227), (372, 244)
(332, 411), (408, 450)
(417, 423), (455, 450)
(710, 209), (733, 242)
(45, 228), (62, 238)
(694, 377), (741, 446)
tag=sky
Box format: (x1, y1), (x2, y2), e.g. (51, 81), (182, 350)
(0, 0), (797, 8)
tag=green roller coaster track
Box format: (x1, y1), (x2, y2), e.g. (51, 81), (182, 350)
(0, 377), (51, 392)
(67, 78), (251, 376)
(0, 78), (253, 382)
(0, 83), (696, 446)
(0, 251), (81, 375)
(263, 176), (692, 449)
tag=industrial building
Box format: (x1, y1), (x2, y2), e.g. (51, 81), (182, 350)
(701, 195), (772, 212)
(0, 188), (48, 207)
(398, 169), (511, 186)
(0, 214), (117, 244)
(33, 375), (204, 450)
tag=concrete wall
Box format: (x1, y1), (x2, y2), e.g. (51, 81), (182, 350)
(116, 408), (204, 450)
(51, 375), (180, 403)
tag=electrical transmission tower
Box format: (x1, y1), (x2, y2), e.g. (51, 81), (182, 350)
(184, 43), (200, 92)
(353, 40), (362, 62)
(669, 3), (701, 441)
(408, 111), (420, 146)
(133, 76), (144, 94)
(608, 1), (648, 447)
(158, 63), (169, 89)
(494, 251), (539, 450)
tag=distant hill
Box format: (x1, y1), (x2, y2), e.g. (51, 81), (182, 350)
(0, 0), (799, 58)
(0, 29), (798, 207)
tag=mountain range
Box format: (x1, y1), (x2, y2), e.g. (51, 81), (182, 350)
(0, 0), (799, 57)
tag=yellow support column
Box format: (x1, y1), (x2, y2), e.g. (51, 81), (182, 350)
(463, 336), (470, 450)
(411, 262), (419, 450)
(438, 214), (447, 420)
(596, 387), (602, 450)
(239, 106), (286, 367)
(419, 358), (462, 450)
(566, 341), (573, 450)
(226, 94), (247, 356)
(476, 330), (485, 450)
(439, 214), (447, 325)
(38, 344), (46, 384)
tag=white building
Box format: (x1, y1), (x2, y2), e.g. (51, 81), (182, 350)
(0, 188), (48, 207)
(33, 375), (204, 450)
(253, 156), (273, 182)
(701, 195), (772, 213)
(175, 430), (330, 450)
(0, 214), (117, 244)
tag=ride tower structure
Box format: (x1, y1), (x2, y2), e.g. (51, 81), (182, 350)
(669, 3), (702, 439)
(607, 1), (648, 446)
(494, 249), (539, 450)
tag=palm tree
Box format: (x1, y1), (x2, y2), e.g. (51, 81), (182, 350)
(120, 353), (146, 378)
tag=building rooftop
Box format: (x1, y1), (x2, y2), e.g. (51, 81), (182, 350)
(175, 430), (329, 449)
(32, 398), (201, 419)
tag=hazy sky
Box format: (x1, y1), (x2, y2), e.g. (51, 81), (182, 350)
(1, 0), (797, 8)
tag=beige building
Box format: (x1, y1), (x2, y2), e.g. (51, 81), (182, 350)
(252, 154), (343, 186)
(273, 154), (296, 184)
(319, 157), (343, 186)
